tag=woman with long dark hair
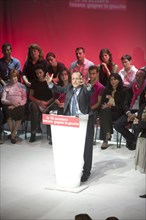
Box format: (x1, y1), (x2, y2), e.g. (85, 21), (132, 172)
(99, 73), (125, 149)
(53, 68), (71, 115)
(97, 48), (118, 86)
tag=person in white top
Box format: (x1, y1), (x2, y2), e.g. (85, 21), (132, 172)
(119, 54), (138, 87)
(70, 47), (94, 82)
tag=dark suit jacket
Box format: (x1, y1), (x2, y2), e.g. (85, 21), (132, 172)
(124, 83), (146, 113)
(52, 83), (94, 116)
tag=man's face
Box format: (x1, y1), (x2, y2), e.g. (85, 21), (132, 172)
(76, 49), (85, 62)
(89, 69), (98, 83)
(3, 46), (12, 57)
(71, 72), (82, 88)
(121, 59), (131, 70)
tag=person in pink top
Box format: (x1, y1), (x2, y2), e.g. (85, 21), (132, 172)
(88, 65), (105, 144)
(88, 65), (105, 113)
(1, 69), (27, 144)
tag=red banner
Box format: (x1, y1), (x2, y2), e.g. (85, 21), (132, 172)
(42, 114), (80, 128)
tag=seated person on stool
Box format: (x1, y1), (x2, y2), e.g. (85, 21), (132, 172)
(114, 68), (146, 150)
(28, 65), (54, 143)
(88, 65), (105, 144)
(99, 73), (126, 150)
(1, 69), (27, 144)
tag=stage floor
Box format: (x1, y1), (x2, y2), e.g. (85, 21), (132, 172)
(0, 131), (146, 220)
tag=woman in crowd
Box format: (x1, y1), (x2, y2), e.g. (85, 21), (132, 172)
(46, 52), (66, 84)
(1, 69), (27, 144)
(22, 44), (47, 87)
(28, 65), (54, 143)
(97, 48), (118, 86)
(53, 68), (71, 115)
(99, 73), (125, 149)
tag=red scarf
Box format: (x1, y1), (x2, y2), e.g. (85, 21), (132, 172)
(130, 81), (146, 108)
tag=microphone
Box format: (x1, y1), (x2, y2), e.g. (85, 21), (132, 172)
(43, 93), (65, 113)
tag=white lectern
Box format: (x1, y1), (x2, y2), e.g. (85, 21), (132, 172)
(42, 114), (88, 189)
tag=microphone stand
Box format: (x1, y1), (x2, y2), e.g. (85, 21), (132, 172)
(43, 93), (65, 114)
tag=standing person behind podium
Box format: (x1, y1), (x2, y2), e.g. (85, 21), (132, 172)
(46, 71), (94, 182)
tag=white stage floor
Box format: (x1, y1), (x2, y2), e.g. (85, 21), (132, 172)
(0, 132), (146, 220)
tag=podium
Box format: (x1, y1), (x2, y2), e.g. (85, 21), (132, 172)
(42, 114), (89, 189)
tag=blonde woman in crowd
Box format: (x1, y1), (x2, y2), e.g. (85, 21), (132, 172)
(22, 43), (47, 87)
(1, 69), (27, 144)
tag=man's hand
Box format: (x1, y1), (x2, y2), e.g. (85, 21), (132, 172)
(79, 75), (84, 85)
(127, 113), (136, 122)
(133, 118), (139, 124)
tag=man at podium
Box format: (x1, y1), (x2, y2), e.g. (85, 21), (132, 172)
(46, 71), (94, 182)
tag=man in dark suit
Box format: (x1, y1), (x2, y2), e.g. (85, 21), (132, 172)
(114, 68), (146, 150)
(46, 71), (94, 182)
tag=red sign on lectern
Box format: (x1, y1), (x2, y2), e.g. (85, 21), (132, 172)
(42, 114), (80, 127)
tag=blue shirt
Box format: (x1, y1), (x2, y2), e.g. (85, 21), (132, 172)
(70, 87), (83, 116)
(0, 56), (21, 81)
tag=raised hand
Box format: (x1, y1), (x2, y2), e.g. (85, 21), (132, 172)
(45, 73), (54, 84)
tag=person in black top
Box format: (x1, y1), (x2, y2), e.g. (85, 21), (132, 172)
(99, 73), (126, 150)
(46, 52), (66, 84)
(28, 65), (53, 142)
(22, 44), (47, 87)
(97, 48), (118, 87)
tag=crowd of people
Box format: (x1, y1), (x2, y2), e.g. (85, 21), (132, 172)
(0, 43), (146, 192)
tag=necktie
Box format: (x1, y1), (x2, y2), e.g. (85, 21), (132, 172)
(71, 89), (77, 116)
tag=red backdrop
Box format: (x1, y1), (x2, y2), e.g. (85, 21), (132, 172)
(0, 0), (146, 70)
